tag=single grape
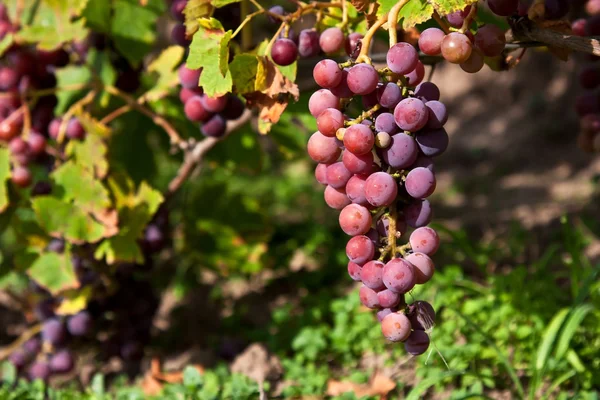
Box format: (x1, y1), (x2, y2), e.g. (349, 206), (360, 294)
(441, 32), (472, 64)
(587, 0), (600, 16)
(267, 5), (285, 23)
(381, 133), (418, 168)
(9, 351), (27, 369)
(375, 132), (392, 148)
(343, 124), (374, 155)
(405, 167), (436, 200)
(572, 19), (587, 37)
(346, 235), (375, 265)
(345, 32), (363, 59)
(405, 252), (435, 284)
(67, 311), (92, 336)
(405, 61), (425, 86)
(475, 24), (506, 57)
(348, 261), (362, 281)
(11, 166), (32, 188)
(404, 330), (430, 355)
(359, 285), (380, 309)
(49, 350), (74, 374)
(221, 95), (246, 120)
(404, 199), (433, 228)
(319, 27), (345, 54)
(347, 63), (380, 95)
(271, 38), (298, 66)
(382, 258), (416, 294)
(326, 162), (352, 189)
(364, 172), (398, 207)
(418, 28), (445, 56)
(0, 67), (19, 91)
(170, 0), (186, 21)
(375, 112), (399, 134)
(324, 185), (351, 210)
(28, 361), (50, 381)
(409, 227), (440, 255)
(178, 65), (201, 89)
(446, 6), (471, 28)
(28, 132), (46, 155)
(386, 43), (419, 75)
(414, 82), (440, 102)
(377, 289), (402, 308)
(9, 137), (28, 155)
(345, 174), (368, 205)
(315, 163), (329, 185)
(424, 101), (447, 129)
(0, 119), (20, 141)
(42, 318), (66, 346)
(342, 150), (374, 174)
(488, 0), (519, 16)
(23, 338), (41, 356)
(460, 49), (485, 74)
(171, 24), (190, 47)
(201, 114), (226, 137)
(377, 307), (398, 322)
(180, 87), (199, 106)
(408, 300), (436, 331)
(317, 108), (344, 137)
(330, 69), (353, 98)
(313, 59), (343, 89)
(394, 98), (429, 132)
(381, 312), (411, 342)
(307, 131), (341, 163)
(184, 96), (211, 122)
(377, 83), (402, 109)
(339, 204), (372, 235)
(361, 261), (385, 289)
(415, 128), (449, 157)
(308, 89), (340, 117)
(201, 95), (228, 113)
(298, 29), (320, 57)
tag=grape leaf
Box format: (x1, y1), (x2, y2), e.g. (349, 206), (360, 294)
(65, 134), (109, 178)
(186, 19), (233, 97)
(54, 65), (92, 115)
(430, 0), (478, 15)
(211, 0), (241, 7)
(51, 162), (111, 214)
(184, 0), (214, 37)
(31, 196), (108, 243)
(145, 46), (185, 102)
(86, 49), (117, 107)
(56, 286), (93, 315)
(26, 251), (78, 294)
(111, 0), (162, 67)
(229, 54), (260, 94)
(377, 0), (434, 30)
(82, 0), (112, 33)
(0, 148), (11, 213)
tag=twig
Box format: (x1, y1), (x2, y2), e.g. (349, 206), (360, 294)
(432, 11), (451, 34)
(99, 104), (132, 125)
(167, 110), (252, 195)
(388, 0), (409, 47)
(104, 85), (186, 149)
(356, 14), (388, 63)
(0, 324), (42, 361)
(459, 3), (477, 33)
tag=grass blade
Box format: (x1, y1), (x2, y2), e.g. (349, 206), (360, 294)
(555, 304), (594, 360)
(405, 371), (466, 400)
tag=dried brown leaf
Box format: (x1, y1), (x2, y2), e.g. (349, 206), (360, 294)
(326, 373), (396, 398)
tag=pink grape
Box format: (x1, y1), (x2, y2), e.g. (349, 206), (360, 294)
(386, 43), (419, 75)
(347, 63), (380, 95)
(381, 133), (418, 169)
(409, 227), (440, 255)
(342, 150), (374, 174)
(348, 261), (362, 281)
(184, 96), (211, 122)
(343, 124), (374, 155)
(441, 32), (472, 64)
(381, 312), (411, 342)
(346, 235), (375, 265)
(345, 32), (363, 58)
(377, 83), (402, 109)
(394, 98), (429, 132)
(345, 174), (368, 205)
(359, 285), (380, 309)
(475, 24), (506, 57)
(404, 330), (430, 355)
(382, 258), (416, 294)
(12, 166), (32, 187)
(375, 112), (399, 134)
(317, 108), (344, 137)
(313, 59), (343, 89)
(307, 131), (341, 163)
(415, 128), (449, 157)
(309, 89), (340, 117)
(377, 289), (402, 308)
(319, 27), (344, 54)
(405, 167), (436, 199)
(572, 19), (587, 37)
(178, 65), (201, 88)
(324, 185), (351, 210)
(364, 172), (398, 207)
(404, 199), (433, 228)
(201, 96), (227, 113)
(418, 28), (445, 56)
(339, 204), (372, 235)
(315, 163), (329, 185)
(361, 260), (385, 290)
(326, 162), (352, 189)
(405, 252), (435, 284)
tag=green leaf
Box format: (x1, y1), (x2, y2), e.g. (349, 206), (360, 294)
(406, 371), (467, 400)
(51, 161), (111, 214)
(187, 19), (233, 97)
(535, 308), (569, 371)
(31, 196), (107, 243)
(554, 304), (594, 360)
(211, 0), (241, 7)
(183, 366), (203, 387)
(55, 286), (93, 315)
(145, 46), (185, 102)
(27, 252), (78, 294)
(0, 148), (11, 213)
(430, 0), (478, 16)
(86, 48), (117, 106)
(183, 0), (214, 37)
(111, 0), (161, 67)
(377, 0), (434, 30)
(65, 133), (109, 178)
(229, 54), (259, 94)
(82, 0), (112, 33)
(54, 65), (92, 115)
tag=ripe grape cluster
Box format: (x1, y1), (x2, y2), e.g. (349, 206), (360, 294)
(307, 39), (447, 354)
(573, 0), (600, 152)
(270, 21), (364, 66)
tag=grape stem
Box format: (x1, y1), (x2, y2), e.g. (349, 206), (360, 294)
(356, 14), (388, 64)
(0, 324), (41, 361)
(265, 22), (287, 56)
(432, 11), (451, 34)
(346, 104), (381, 126)
(387, 203), (398, 259)
(20, 96), (31, 139)
(167, 109), (253, 195)
(231, 10), (265, 40)
(459, 3), (477, 34)
(387, 0), (409, 47)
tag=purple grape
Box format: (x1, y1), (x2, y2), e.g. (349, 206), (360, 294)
(308, 89), (340, 117)
(298, 29), (320, 57)
(404, 330), (430, 355)
(339, 204), (372, 236)
(49, 350), (74, 373)
(201, 114), (226, 137)
(375, 112), (399, 134)
(377, 307), (397, 322)
(424, 101), (447, 129)
(405, 167), (436, 199)
(313, 59), (342, 89)
(28, 361), (50, 381)
(271, 38), (298, 66)
(24, 338), (41, 356)
(221, 95), (246, 121)
(394, 98), (429, 132)
(364, 172), (398, 207)
(362, 90), (379, 109)
(405, 61), (425, 86)
(387, 43), (419, 75)
(330, 69), (353, 98)
(411, 154), (435, 172)
(409, 227), (440, 255)
(67, 311), (92, 336)
(346, 235), (375, 265)
(348, 261), (362, 281)
(42, 318), (66, 345)
(347, 63), (380, 95)
(0, 67), (19, 91)
(414, 82), (440, 102)
(267, 5), (285, 23)
(178, 65), (201, 89)
(324, 185), (351, 210)
(404, 199), (433, 228)
(572, 19), (587, 36)
(345, 32), (363, 59)
(460, 50), (485, 74)
(446, 6), (471, 28)
(415, 128), (449, 157)
(170, 0), (186, 21)
(381, 312), (411, 342)
(319, 27), (344, 54)
(382, 258), (416, 294)
(408, 300), (436, 330)
(143, 224), (165, 252)
(381, 133), (418, 169)
(9, 351), (27, 369)
(377, 83), (402, 109)
(405, 252), (435, 284)
(418, 28), (445, 56)
(359, 285), (380, 308)
(171, 24), (190, 46)
(475, 24), (506, 57)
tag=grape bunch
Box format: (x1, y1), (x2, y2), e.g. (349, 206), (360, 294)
(572, 0), (600, 152)
(307, 39), (448, 354)
(270, 20), (364, 66)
